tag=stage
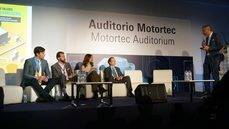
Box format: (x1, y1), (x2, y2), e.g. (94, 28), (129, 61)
(1, 93), (220, 129)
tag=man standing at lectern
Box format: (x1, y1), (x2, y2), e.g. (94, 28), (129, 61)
(201, 25), (223, 94)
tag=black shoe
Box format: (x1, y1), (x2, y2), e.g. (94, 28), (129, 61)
(36, 97), (48, 103)
(60, 93), (71, 101)
(92, 93), (98, 99)
(48, 97), (56, 102)
(80, 94), (86, 100)
(202, 91), (208, 95)
(127, 92), (135, 97)
(201, 91), (211, 100)
(99, 87), (107, 94)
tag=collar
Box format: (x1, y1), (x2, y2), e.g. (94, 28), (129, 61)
(208, 32), (213, 38)
(58, 61), (65, 68)
(110, 65), (115, 68)
(34, 57), (41, 62)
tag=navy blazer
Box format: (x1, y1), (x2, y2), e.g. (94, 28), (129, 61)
(104, 66), (124, 82)
(207, 32), (223, 57)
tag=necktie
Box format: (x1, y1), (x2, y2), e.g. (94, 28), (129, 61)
(205, 37), (210, 55)
(112, 67), (118, 78)
(206, 37), (209, 45)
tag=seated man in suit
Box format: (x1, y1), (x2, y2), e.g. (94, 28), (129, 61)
(21, 46), (60, 102)
(104, 57), (134, 97)
(51, 51), (76, 100)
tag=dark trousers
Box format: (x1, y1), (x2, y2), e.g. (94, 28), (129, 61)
(203, 55), (220, 92)
(113, 76), (133, 93)
(86, 70), (103, 93)
(23, 78), (60, 101)
(59, 74), (77, 94)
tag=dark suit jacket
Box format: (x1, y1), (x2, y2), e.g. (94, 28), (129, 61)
(104, 66), (124, 82)
(51, 62), (73, 81)
(20, 57), (51, 87)
(207, 33), (223, 57)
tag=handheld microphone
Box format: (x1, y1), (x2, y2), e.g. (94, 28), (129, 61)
(200, 38), (206, 50)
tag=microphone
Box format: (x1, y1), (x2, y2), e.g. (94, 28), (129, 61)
(200, 38), (206, 50)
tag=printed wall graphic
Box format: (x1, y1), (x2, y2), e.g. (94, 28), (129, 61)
(0, 3), (32, 73)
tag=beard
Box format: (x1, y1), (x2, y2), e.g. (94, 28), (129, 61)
(60, 59), (66, 63)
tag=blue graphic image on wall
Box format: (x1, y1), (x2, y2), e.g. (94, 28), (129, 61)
(97, 56), (135, 73)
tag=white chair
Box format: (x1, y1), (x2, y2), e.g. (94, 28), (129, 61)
(0, 69), (23, 104)
(153, 69), (173, 95)
(103, 70), (127, 97)
(16, 69), (23, 86)
(85, 70), (109, 98)
(112, 83), (127, 97)
(0, 85), (23, 104)
(85, 70), (127, 98)
(124, 70), (145, 94)
(99, 70), (145, 97)
(85, 70), (145, 98)
(85, 85), (93, 98)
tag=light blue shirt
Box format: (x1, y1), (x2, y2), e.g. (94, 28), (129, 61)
(110, 66), (118, 77)
(35, 58), (42, 73)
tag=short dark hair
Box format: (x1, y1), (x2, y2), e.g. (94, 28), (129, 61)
(34, 46), (45, 56)
(56, 51), (64, 59)
(202, 24), (214, 31)
(108, 57), (115, 64)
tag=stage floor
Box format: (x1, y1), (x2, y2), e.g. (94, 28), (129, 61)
(2, 93), (202, 112)
(1, 94), (225, 129)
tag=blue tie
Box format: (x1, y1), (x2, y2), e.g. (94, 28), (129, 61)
(35, 59), (41, 73)
(111, 67), (118, 77)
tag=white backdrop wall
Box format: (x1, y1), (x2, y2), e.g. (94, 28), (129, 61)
(32, 6), (200, 65)
(31, 6), (213, 91)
